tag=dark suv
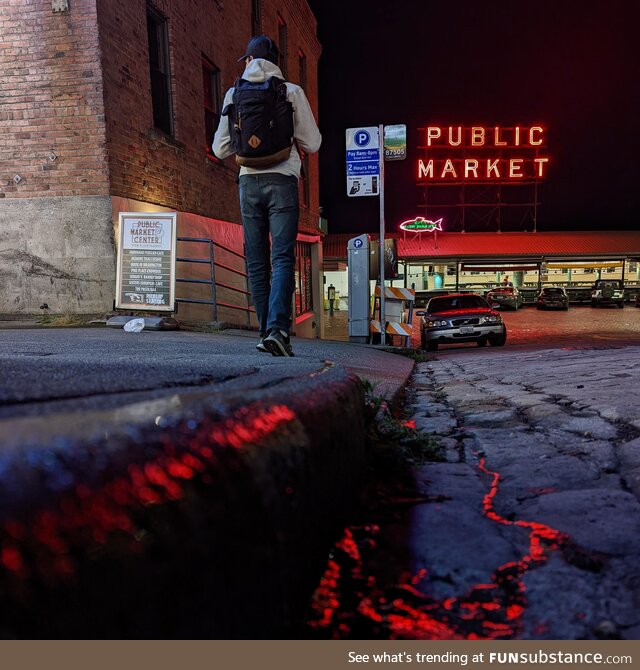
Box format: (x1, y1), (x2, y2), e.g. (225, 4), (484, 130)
(537, 286), (569, 310)
(591, 279), (625, 308)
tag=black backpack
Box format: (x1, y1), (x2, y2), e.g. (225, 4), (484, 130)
(224, 76), (294, 168)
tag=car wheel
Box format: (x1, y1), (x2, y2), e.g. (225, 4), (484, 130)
(591, 300), (597, 308)
(426, 341), (438, 352)
(618, 302), (624, 309)
(489, 330), (507, 347)
(563, 305), (569, 311)
(477, 338), (487, 347)
(421, 332), (427, 350)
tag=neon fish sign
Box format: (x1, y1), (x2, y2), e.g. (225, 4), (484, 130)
(399, 217), (443, 232)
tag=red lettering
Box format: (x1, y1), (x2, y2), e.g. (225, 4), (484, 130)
(427, 127), (441, 146)
(471, 127), (485, 146)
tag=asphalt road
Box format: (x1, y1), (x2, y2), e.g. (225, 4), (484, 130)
(323, 304), (640, 350)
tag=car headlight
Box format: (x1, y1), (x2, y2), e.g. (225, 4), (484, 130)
(427, 320), (448, 328)
(482, 315), (500, 323)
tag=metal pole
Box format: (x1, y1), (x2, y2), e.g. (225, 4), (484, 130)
(534, 180), (538, 233)
(378, 124), (386, 345)
(209, 240), (218, 321)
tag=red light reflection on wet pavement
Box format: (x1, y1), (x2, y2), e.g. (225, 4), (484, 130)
(308, 457), (566, 640)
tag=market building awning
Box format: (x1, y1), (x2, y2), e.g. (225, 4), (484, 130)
(323, 231), (640, 262)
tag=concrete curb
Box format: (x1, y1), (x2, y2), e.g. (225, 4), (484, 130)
(0, 366), (367, 638)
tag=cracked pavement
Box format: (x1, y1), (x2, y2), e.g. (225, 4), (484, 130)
(408, 345), (640, 639)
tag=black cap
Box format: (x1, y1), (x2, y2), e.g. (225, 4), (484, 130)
(238, 35), (279, 64)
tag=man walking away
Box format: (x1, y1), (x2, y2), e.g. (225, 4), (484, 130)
(212, 35), (321, 357)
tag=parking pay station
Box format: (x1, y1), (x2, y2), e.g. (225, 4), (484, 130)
(347, 234), (372, 343)
(348, 233), (415, 346)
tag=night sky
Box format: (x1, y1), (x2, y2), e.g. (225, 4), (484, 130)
(306, 0), (640, 235)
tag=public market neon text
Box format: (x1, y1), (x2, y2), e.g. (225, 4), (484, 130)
(418, 126), (550, 181)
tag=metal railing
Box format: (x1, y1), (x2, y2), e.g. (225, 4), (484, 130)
(175, 237), (254, 325)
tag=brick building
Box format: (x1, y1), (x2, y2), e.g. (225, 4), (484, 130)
(0, 0), (323, 337)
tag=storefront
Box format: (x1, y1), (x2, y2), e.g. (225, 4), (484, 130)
(323, 230), (640, 307)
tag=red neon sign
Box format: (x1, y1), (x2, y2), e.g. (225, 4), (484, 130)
(417, 125), (550, 182)
(399, 217), (443, 232)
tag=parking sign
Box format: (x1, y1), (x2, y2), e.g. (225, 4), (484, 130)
(345, 126), (380, 197)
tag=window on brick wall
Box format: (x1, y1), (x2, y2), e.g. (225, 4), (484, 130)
(298, 49), (307, 91)
(202, 56), (221, 160)
(251, 0), (261, 36)
(146, 5), (173, 136)
(277, 14), (288, 77)
(294, 242), (313, 316)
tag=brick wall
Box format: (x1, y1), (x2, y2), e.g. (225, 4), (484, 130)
(0, 0), (110, 199)
(96, 0), (322, 234)
(0, 0), (322, 316)
(261, 0), (322, 232)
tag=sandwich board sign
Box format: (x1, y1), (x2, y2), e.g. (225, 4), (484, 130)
(345, 126), (380, 197)
(115, 212), (177, 311)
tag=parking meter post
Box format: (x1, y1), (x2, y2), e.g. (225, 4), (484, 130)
(378, 123), (386, 346)
(347, 235), (372, 343)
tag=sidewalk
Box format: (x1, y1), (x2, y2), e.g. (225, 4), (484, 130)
(0, 325), (413, 638)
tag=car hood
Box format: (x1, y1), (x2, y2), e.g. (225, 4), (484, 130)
(425, 307), (499, 318)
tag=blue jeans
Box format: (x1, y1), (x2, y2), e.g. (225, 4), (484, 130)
(239, 173), (299, 334)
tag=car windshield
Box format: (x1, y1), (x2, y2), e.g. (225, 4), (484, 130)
(428, 295), (488, 312)
(542, 288), (564, 294)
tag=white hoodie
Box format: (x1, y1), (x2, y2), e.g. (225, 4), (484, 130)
(212, 59), (321, 179)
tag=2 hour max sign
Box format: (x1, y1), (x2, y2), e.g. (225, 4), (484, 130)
(345, 126), (380, 197)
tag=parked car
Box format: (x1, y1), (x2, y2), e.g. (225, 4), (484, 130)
(416, 293), (507, 351)
(414, 289), (454, 308)
(591, 279), (625, 308)
(536, 286), (569, 310)
(485, 286), (523, 310)
(636, 292), (640, 308)
(460, 284), (490, 296)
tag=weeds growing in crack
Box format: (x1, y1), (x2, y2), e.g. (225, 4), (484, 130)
(361, 378), (444, 464)
(377, 415), (444, 463)
(361, 378), (386, 422)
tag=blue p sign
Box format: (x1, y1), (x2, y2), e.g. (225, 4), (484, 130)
(355, 130), (370, 147)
